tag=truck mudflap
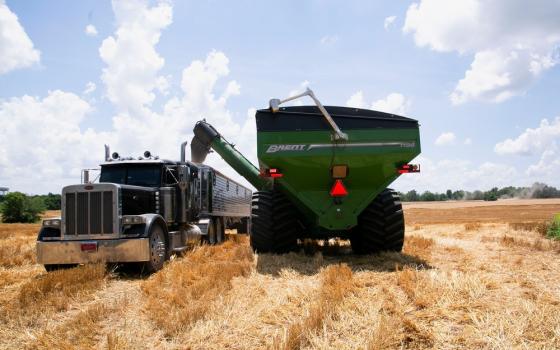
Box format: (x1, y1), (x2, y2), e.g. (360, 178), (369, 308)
(36, 238), (150, 265)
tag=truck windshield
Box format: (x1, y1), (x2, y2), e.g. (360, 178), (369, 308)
(100, 164), (161, 187)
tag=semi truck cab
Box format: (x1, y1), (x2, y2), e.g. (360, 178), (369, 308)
(36, 147), (251, 273)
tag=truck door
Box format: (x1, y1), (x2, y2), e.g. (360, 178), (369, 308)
(188, 167), (201, 220)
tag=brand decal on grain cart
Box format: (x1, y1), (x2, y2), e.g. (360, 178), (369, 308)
(266, 144), (307, 153)
(190, 87), (421, 255)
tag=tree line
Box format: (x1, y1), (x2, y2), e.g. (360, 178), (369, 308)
(0, 192), (61, 223)
(398, 183), (560, 202)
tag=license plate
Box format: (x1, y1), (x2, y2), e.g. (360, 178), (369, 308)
(81, 242), (98, 252)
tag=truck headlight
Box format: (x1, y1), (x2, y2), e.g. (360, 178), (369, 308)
(42, 219), (61, 227)
(122, 215), (146, 225)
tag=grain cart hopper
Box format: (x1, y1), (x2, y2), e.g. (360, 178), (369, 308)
(191, 88), (421, 254)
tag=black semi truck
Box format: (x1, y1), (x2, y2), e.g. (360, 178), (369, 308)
(36, 143), (251, 273)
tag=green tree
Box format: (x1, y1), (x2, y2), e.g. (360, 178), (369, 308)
(406, 190), (419, 202)
(41, 193), (61, 210)
(446, 189), (453, 199)
(0, 192), (45, 223)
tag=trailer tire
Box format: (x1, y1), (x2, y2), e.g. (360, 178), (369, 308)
(250, 191), (300, 253)
(141, 223), (168, 273)
(350, 188), (404, 254)
(207, 217), (225, 244)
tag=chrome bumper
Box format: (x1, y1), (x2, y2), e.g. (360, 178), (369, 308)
(36, 238), (150, 265)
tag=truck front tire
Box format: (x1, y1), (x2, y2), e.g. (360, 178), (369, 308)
(141, 224), (168, 273)
(250, 191), (300, 253)
(350, 188), (405, 254)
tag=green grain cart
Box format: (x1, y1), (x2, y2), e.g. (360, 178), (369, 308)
(191, 88), (421, 254)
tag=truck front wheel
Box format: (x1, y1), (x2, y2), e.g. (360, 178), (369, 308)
(142, 224), (168, 273)
(250, 191), (300, 253)
(350, 188), (405, 254)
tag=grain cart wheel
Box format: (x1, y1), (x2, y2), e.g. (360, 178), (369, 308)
(350, 188), (404, 254)
(207, 217), (225, 245)
(142, 224), (168, 273)
(250, 191), (300, 253)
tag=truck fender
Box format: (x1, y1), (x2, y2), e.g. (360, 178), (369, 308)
(37, 227), (61, 241)
(138, 214), (169, 242)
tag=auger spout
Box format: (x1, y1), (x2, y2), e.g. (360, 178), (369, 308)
(191, 120), (265, 189)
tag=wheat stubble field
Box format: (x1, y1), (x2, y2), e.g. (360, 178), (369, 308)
(1, 200), (560, 349)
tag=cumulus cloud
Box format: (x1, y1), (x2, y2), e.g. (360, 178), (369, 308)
(0, 0), (41, 74)
(495, 117), (560, 186)
(0, 0), (256, 193)
(526, 144), (560, 181)
(434, 132), (456, 146)
(403, 0), (560, 104)
(384, 16), (396, 30)
(346, 91), (410, 115)
(0, 91), (113, 193)
(85, 24), (98, 36)
(371, 93), (409, 115)
(99, 0), (172, 115)
(494, 117), (560, 156)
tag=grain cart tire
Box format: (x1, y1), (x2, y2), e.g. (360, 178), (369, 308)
(350, 188), (404, 254)
(250, 191), (300, 253)
(44, 264), (78, 272)
(207, 217), (225, 244)
(141, 224), (168, 273)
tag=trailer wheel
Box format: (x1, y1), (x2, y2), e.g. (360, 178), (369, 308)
(207, 217), (225, 245)
(141, 224), (168, 273)
(44, 264), (78, 272)
(250, 191), (300, 253)
(350, 188), (404, 254)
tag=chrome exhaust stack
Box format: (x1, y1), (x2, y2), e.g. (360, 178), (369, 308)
(104, 144), (110, 161)
(180, 141), (188, 162)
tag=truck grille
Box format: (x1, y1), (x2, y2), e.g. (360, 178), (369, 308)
(65, 191), (114, 235)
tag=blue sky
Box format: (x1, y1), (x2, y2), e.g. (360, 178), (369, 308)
(1, 0), (559, 194)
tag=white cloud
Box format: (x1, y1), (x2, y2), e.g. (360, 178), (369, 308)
(371, 93), (409, 115)
(346, 91), (367, 109)
(403, 0), (560, 104)
(0, 0), (40, 74)
(495, 117), (560, 186)
(526, 144), (560, 181)
(494, 117), (560, 156)
(83, 82), (96, 94)
(85, 24), (98, 37)
(384, 16), (396, 30)
(346, 91), (410, 115)
(0, 91), (112, 193)
(435, 132), (456, 146)
(320, 35), (339, 46)
(99, 0), (172, 116)
(464, 138), (472, 145)
(0, 0), (258, 193)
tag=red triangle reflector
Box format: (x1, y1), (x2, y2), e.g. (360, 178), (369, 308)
(330, 179), (348, 197)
